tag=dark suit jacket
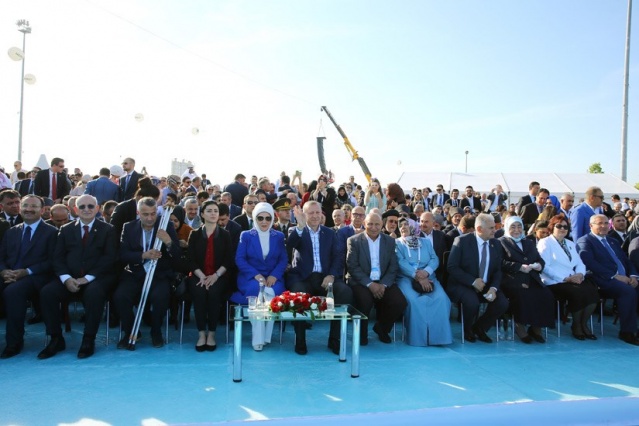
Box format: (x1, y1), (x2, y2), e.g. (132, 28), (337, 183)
(110, 198), (138, 241)
(346, 232), (397, 287)
(461, 196), (482, 212)
(577, 233), (638, 290)
(120, 217), (180, 280)
(607, 230), (626, 248)
(187, 226), (232, 275)
(287, 225), (341, 281)
(516, 194), (534, 215)
(54, 219), (117, 280)
(520, 203), (543, 231)
(233, 213), (251, 232)
(444, 198), (462, 208)
(229, 204), (242, 220)
(224, 181), (249, 207)
(1, 213), (23, 227)
(119, 171), (140, 201)
(85, 176), (121, 205)
(485, 192), (508, 212)
(430, 193), (450, 209)
(0, 219), (10, 247)
(17, 179), (33, 197)
(445, 228), (461, 251)
(447, 233), (502, 291)
(0, 220), (57, 276)
(34, 169), (70, 200)
(499, 237), (545, 288)
(221, 219), (242, 257)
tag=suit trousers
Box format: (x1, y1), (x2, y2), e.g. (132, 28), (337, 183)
(351, 284), (408, 336)
(40, 277), (114, 337)
(187, 275), (229, 332)
(2, 275), (48, 345)
(446, 284), (509, 332)
(598, 279), (639, 333)
(114, 271), (170, 336)
(288, 272), (353, 340)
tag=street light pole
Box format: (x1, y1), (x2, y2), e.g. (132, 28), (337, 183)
(16, 19), (31, 162)
(465, 150), (469, 173)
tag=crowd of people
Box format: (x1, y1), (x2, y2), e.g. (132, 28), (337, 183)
(2, 157), (639, 362)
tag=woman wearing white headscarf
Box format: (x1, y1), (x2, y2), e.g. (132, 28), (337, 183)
(395, 218), (452, 346)
(499, 216), (555, 343)
(230, 202), (288, 351)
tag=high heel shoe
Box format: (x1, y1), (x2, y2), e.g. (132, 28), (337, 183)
(195, 344), (206, 352)
(528, 326), (545, 343)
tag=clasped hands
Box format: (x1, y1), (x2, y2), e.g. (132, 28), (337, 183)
(519, 262), (542, 273)
(369, 282), (386, 299)
(1, 269), (28, 284)
(415, 270), (433, 293)
(615, 274), (639, 288)
(197, 274), (219, 289)
(64, 277), (89, 293)
(254, 274), (277, 287)
(472, 278), (497, 302)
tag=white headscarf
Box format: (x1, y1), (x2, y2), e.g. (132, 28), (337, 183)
(252, 202), (274, 259)
(504, 215), (525, 243)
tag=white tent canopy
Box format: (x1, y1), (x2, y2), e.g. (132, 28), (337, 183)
(396, 172), (639, 203)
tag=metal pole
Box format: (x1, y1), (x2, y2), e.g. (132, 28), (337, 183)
(16, 20), (31, 163)
(621, 0), (632, 181)
(465, 151), (469, 173)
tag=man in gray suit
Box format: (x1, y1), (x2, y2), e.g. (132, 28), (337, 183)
(347, 212), (407, 345)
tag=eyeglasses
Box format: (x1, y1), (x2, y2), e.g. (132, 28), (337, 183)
(555, 224), (569, 230)
(246, 201), (257, 205)
(387, 219), (398, 224)
(184, 181), (192, 185)
(77, 204), (96, 210)
(594, 194), (604, 199)
(352, 213), (365, 217)
(401, 213), (409, 218)
(256, 216), (271, 222)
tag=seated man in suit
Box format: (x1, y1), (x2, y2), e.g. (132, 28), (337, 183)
(608, 213), (629, 248)
(114, 197), (180, 349)
(577, 214), (639, 345)
(446, 213), (509, 343)
(419, 212), (446, 282)
(347, 212), (406, 344)
(520, 188), (550, 232)
(220, 192), (242, 220)
(38, 195), (118, 359)
(0, 195), (58, 358)
(287, 201), (352, 355)
(0, 189), (23, 227)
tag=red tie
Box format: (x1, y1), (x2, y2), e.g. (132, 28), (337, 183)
(82, 225), (89, 246)
(51, 173), (58, 200)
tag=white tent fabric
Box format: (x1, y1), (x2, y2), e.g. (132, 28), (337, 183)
(396, 172), (639, 203)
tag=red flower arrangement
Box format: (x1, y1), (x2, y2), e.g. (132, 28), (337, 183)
(269, 291), (327, 319)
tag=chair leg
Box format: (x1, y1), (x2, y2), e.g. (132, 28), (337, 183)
(600, 299), (604, 336)
(225, 302), (230, 344)
(179, 300), (185, 345)
(279, 320), (283, 344)
(556, 301), (561, 338)
(105, 301), (110, 346)
(460, 302), (465, 343)
(165, 309), (169, 343)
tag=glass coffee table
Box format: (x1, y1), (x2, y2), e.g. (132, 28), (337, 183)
(231, 304), (366, 382)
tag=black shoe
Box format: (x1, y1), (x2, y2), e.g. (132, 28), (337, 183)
(528, 326), (545, 343)
(27, 314), (42, 325)
(515, 323), (532, 344)
(572, 332), (586, 341)
(117, 337), (130, 350)
(37, 335), (66, 359)
(151, 334), (164, 348)
(205, 344), (217, 352)
(195, 344), (206, 352)
(373, 323), (392, 344)
(584, 333), (597, 341)
(472, 324), (493, 343)
(1, 342), (24, 359)
(619, 332), (639, 346)
(327, 338), (340, 355)
(77, 337), (95, 359)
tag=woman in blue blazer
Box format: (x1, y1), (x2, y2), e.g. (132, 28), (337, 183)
(230, 202), (287, 351)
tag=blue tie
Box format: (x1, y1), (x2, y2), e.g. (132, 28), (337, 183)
(16, 225), (32, 269)
(601, 238), (626, 276)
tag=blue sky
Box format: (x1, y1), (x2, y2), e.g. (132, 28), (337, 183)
(1, 1), (637, 188)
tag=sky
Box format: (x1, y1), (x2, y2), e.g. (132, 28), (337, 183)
(1, 0), (638, 189)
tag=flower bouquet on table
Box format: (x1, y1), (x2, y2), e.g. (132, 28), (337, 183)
(269, 291), (327, 319)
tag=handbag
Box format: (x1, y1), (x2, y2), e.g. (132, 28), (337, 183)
(171, 273), (187, 298)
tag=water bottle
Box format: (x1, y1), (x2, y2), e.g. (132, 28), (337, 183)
(326, 282), (335, 312)
(257, 281), (266, 310)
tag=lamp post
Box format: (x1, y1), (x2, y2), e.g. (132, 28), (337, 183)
(16, 19), (31, 162)
(465, 150), (469, 173)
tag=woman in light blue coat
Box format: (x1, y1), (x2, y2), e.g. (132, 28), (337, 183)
(396, 218), (452, 346)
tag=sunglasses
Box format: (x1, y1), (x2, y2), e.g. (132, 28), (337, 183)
(256, 216), (271, 222)
(555, 224), (569, 230)
(246, 201), (257, 205)
(77, 204), (96, 210)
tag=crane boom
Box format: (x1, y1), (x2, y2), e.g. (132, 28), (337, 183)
(320, 106), (372, 183)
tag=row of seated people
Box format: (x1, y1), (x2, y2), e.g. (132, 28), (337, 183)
(2, 189), (639, 362)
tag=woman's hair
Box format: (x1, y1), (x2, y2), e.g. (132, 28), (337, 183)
(547, 214), (568, 233)
(199, 200), (219, 220)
